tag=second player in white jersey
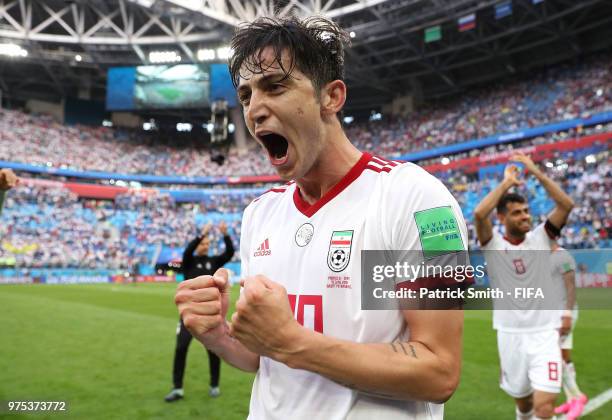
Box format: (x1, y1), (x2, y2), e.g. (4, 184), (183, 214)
(473, 153), (574, 419)
(241, 154), (468, 420)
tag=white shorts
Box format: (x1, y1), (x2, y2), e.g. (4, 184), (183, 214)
(497, 329), (562, 397)
(559, 309), (578, 350)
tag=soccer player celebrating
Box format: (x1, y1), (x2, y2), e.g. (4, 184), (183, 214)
(551, 243), (587, 420)
(176, 16), (469, 419)
(473, 153), (574, 420)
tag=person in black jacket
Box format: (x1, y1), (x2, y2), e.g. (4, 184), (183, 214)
(165, 221), (234, 402)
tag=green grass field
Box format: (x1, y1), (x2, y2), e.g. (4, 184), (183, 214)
(1, 283), (610, 419)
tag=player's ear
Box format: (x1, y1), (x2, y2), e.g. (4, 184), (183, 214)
(320, 80), (346, 117)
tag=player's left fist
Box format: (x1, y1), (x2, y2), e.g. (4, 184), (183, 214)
(230, 275), (300, 361)
(0, 168), (18, 191)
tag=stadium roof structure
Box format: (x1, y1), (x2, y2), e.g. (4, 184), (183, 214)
(0, 0), (611, 116)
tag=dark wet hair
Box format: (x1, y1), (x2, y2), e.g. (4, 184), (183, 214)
(229, 15), (349, 93)
(497, 193), (527, 214)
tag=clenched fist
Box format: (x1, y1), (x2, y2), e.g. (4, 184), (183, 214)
(230, 275), (302, 362)
(175, 268), (231, 346)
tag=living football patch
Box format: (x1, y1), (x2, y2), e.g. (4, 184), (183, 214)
(414, 206), (464, 259)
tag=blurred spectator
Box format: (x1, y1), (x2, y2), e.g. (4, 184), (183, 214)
(0, 55), (609, 269)
(0, 148), (608, 270)
(0, 55), (609, 177)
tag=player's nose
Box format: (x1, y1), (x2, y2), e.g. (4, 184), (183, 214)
(246, 91), (270, 126)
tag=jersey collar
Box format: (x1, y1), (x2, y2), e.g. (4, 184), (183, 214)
(503, 235), (525, 246)
(293, 152), (371, 218)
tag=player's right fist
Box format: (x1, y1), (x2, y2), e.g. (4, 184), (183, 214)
(175, 268), (230, 345)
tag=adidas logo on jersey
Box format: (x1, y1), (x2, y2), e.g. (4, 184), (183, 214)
(253, 238), (271, 257)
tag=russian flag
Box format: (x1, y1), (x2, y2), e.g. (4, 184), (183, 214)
(458, 13), (476, 32)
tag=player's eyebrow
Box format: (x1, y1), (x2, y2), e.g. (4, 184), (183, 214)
(237, 72), (294, 102)
(259, 72), (291, 84)
(238, 72), (292, 91)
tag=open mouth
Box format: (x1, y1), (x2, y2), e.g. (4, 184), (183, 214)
(259, 132), (289, 165)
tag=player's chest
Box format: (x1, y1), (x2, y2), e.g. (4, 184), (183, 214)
(249, 212), (365, 283)
(496, 241), (546, 276)
(249, 212), (401, 339)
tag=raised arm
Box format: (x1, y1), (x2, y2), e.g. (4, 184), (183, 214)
(182, 224), (212, 270)
(217, 221), (235, 265)
(181, 236), (201, 270)
(511, 152), (574, 230)
(230, 276), (462, 402)
(473, 165), (521, 245)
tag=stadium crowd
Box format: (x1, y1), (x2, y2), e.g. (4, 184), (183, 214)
(418, 122), (612, 168)
(348, 56), (611, 157)
(0, 56), (610, 178)
(0, 147), (609, 269)
(0, 186), (243, 270)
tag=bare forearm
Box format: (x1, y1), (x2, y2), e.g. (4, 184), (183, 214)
(474, 179), (514, 220)
(281, 329), (459, 402)
(202, 323), (260, 372)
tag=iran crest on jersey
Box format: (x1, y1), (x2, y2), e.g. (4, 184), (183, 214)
(240, 153), (468, 420)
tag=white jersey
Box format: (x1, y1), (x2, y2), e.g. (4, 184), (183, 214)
(481, 223), (561, 332)
(240, 153), (468, 420)
(551, 247), (578, 311)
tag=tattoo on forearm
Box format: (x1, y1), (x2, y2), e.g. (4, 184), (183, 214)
(408, 344), (418, 359)
(390, 340), (417, 358)
(334, 341), (420, 400)
(397, 342), (408, 356)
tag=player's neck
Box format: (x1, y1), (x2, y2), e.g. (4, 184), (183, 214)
(296, 131), (362, 205)
(503, 230), (526, 245)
